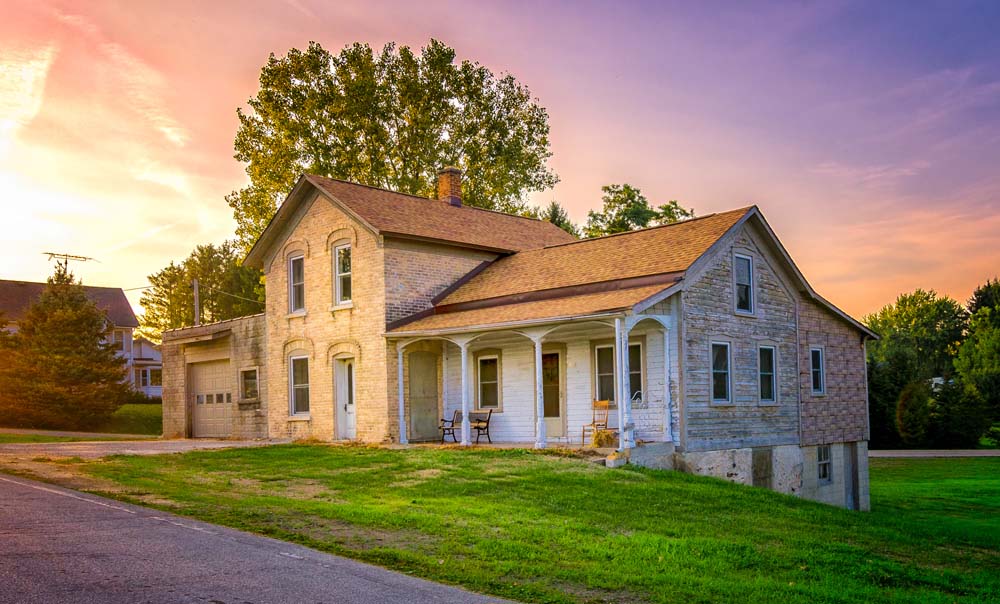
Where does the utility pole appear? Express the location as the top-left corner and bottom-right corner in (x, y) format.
(192, 278), (201, 326)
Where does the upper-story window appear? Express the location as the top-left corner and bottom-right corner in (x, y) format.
(334, 244), (352, 305)
(810, 347), (826, 394)
(288, 255), (305, 312)
(711, 341), (731, 403)
(758, 345), (776, 403)
(113, 330), (126, 352)
(734, 254), (754, 314)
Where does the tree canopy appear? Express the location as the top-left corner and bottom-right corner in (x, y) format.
(228, 39), (559, 251)
(536, 200), (579, 237)
(0, 264), (130, 429)
(583, 184), (694, 238)
(139, 242), (263, 340)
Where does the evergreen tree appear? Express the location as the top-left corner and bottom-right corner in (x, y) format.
(0, 265), (130, 429)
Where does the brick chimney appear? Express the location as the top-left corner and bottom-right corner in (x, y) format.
(437, 167), (462, 207)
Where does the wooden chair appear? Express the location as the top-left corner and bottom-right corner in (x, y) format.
(469, 409), (493, 444)
(582, 400), (611, 446)
(440, 410), (460, 443)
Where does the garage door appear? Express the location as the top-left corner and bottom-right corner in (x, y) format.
(190, 360), (233, 438)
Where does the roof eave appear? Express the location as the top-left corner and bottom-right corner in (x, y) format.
(384, 310), (627, 338)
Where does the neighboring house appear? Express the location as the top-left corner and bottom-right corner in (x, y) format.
(132, 337), (163, 398)
(0, 280), (142, 386)
(162, 168), (876, 510)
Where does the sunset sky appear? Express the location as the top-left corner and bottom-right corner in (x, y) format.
(2, 0), (999, 320)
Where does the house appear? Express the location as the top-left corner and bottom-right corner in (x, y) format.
(161, 168), (875, 510)
(0, 279), (145, 386)
(132, 337), (163, 398)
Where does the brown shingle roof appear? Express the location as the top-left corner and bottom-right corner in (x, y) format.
(438, 207), (752, 305)
(0, 279), (138, 328)
(390, 284), (668, 333)
(307, 176), (576, 252)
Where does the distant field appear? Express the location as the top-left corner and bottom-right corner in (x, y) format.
(37, 445), (996, 604)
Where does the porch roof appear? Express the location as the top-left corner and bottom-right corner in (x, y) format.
(387, 283), (668, 335)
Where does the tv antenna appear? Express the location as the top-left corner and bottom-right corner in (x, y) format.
(43, 252), (98, 272)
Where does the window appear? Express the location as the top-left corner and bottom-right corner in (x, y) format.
(711, 342), (731, 402)
(113, 330), (125, 351)
(734, 254), (753, 313)
(477, 355), (500, 409)
(289, 356), (310, 415)
(817, 445), (832, 482)
(593, 343), (643, 404)
(758, 346), (776, 403)
(241, 368), (259, 400)
(288, 255), (305, 312)
(149, 369), (162, 386)
(334, 244), (352, 305)
(810, 348), (825, 394)
(140, 370), (149, 388)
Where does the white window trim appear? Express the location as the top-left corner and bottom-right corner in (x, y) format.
(288, 355), (310, 417)
(817, 445), (832, 483)
(288, 254), (305, 313)
(734, 253), (755, 315)
(240, 366), (260, 401)
(592, 342), (644, 407)
(333, 243), (353, 307)
(758, 345), (777, 405)
(474, 352), (502, 411)
(810, 347), (826, 395)
(710, 341), (732, 404)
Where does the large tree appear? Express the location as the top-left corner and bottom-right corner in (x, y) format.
(583, 184), (694, 238)
(956, 308), (1000, 421)
(228, 39), (559, 251)
(968, 277), (1000, 325)
(0, 265), (130, 429)
(140, 242), (263, 340)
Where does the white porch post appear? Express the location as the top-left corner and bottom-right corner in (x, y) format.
(397, 344), (407, 445)
(533, 335), (547, 449)
(614, 318), (626, 451)
(621, 321), (635, 450)
(662, 327), (674, 444)
(460, 342), (471, 446)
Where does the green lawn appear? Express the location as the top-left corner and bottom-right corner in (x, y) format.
(64, 446), (998, 604)
(98, 403), (162, 435)
(0, 434), (99, 443)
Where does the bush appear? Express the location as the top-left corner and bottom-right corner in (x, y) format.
(927, 381), (990, 448)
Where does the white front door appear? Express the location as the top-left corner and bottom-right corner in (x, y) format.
(335, 359), (357, 440)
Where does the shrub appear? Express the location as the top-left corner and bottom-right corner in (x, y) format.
(896, 381), (931, 446)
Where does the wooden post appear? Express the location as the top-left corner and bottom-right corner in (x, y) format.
(192, 278), (201, 326)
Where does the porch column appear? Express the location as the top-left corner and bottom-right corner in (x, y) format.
(397, 344), (407, 444)
(533, 336), (547, 449)
(620, 321), (635, 450)
(614, 318), (626, 451)
(662, 328), (674, 444)
(460, 342), (471, 446)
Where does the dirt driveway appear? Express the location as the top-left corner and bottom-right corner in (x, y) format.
(0, 438), (290, 459)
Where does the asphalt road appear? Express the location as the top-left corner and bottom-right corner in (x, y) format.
(0, 474), (510, 604)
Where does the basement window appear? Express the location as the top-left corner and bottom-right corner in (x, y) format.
(817, 445), (832, 483)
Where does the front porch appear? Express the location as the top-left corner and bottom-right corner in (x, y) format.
(390, 311), (679, 452)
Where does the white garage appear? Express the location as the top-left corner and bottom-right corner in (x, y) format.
(189, 359), (233, 438)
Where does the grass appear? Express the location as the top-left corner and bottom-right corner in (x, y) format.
(49, 445), (997, 604)
(97, 403), (162, 435)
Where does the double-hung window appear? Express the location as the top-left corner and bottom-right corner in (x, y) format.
(594, 343), (642, 404)
(817, 445), (832, 482)
(289, 356), (310, 415)
(150, 369), (162, 386)
(711, 342), (731, 403)
(477, 354), (500, 410)
(734, 254), (754, 314)
(810, 348), (825, 394)
(758, 346), (776, 403)
(289, 255), (305, 313)
(334, 244), (352, 305)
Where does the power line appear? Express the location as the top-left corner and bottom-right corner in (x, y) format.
(196, 283), (265, 306)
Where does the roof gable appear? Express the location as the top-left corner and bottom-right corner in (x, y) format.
(244, 175), (576, 268)
(0, 280), (138, 328)
(438, 207), (752, 306)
